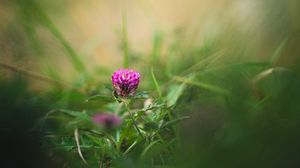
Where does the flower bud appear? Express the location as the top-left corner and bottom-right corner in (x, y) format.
(92, 113), (122, 128)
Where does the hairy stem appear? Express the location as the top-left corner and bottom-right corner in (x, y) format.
(123, 101), (144, 139)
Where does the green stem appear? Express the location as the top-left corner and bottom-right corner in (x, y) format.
(123, 101), (144, 139)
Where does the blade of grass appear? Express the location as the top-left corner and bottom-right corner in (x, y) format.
(42, 18), (86, 73)
(20, 1), (86, 73)
(140, 140), (161, 159)
(123, 140), (138, 155)
(270, 38), (288, 65)
(160, 116), (190, 129)
(18, 7), (62, 81)
(173, 75), (229, 95)
(163, 50), (224, 87)
(252, 67), (291, 84)
(122, 13), (129, 68)
(46, 109), (90, 122)
(0, 62), (68, 87)
(85, 94), (113, 102)
(166, 83), (186, 107)
(151, 31), (163, 64)
(151, 67), (162, 97)
(74, 128), (88, 164)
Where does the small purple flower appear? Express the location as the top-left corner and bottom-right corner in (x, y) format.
(92, 113), (122, 128)
(112, 69), (140, 97)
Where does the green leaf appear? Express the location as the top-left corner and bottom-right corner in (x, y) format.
(50, 109), (91, 122)
(144, 122), (159, 131)
(85, 94), (113, 102)
(166, 83), (186, 107)
(104, 84), (113, 91)
(133, 91), (150, 99)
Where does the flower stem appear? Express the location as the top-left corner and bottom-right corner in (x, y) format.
(123, 101), (144, 139)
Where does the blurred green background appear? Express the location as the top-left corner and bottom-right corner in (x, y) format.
(1, 0), (300, 167)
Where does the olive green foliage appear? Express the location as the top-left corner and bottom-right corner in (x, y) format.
(1, 0), (300, 168)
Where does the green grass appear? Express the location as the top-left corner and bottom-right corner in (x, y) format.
(1, 1), (300, 168)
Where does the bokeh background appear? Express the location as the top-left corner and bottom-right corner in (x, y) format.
(1, 0), (300, 80)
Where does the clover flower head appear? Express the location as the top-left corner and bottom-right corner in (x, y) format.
(92, 113), (122, 128)
(112, 69), (140, 97)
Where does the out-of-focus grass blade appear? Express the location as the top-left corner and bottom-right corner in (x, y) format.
(42, 17), (86, 73)
(160, 116), (190, 129)
(151, 31), (163, 64)
(47, 109), (90, 122)
(140, 140), (161, 159)
(270, 38), (288, 65)
(151, 67), (162, 97)
(122, 14), (129, 68)
(173, 75), (229, 95)
(252, 67), (291, 84)
(18, 1), (86, 73)
(123, 140), (138, 155)
(178, 50), (224, 77)
(166, 83), (186, 107)
(0, 62), (66, 87)
(85, 94), (113, 102)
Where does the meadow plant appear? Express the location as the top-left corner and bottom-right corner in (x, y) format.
(44, 67), (186, 168)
